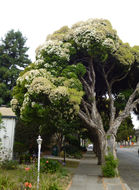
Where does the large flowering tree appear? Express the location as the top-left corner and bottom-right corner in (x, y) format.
(11, 19), (139, 165)
(11, 42), (84, 151)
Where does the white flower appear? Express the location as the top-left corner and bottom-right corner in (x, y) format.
(10, 98), (19, 112)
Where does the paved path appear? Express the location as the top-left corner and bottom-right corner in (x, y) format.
(68, 151), (131, 190)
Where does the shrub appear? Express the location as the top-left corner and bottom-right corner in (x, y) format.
(102, 153), (118, 177)
(65, 144), (83, 159)
(49, 183), (61, 190)
(1, 159), (18, 170)
(18, 152), (31, 164)
(39, 158), (61, 173)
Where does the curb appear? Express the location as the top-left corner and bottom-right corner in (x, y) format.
(66, 180), (72, 190)
(102, 177), (131, 190)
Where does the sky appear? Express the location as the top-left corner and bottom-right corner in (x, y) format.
(0, 0), (139, 62)
(0, 0), (139, 127)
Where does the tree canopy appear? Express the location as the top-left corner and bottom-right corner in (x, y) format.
(11, 19), (139, 165)
(0, 30), (31, 106)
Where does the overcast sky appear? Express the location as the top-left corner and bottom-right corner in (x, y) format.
(0, 0), (139, 127)
(0, 0), (139, 62)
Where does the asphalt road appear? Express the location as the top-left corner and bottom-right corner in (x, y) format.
(117, 146), (139, 190)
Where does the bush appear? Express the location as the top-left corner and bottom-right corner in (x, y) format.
(1, 159), (18, 170)
(102, 153), (118, 177)
(39, 158), (61, 173)
(65, 144), (83, 158)
(49, 183), (61, 190)
(80, 146), (87, 152)
(19, 153), (31, 164)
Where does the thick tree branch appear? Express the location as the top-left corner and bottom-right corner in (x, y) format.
(106, 63), (115, 77)
(82, 98), (91, 119)
(78, 110), (105, 135)
(110, 67), (131, 87)
(78, 110), (95, 127)
(109, 82), (139, 134)
(89, 57), (95, 90)
(80, 77), (91, 95)
(130, 98), (139, 110)
(82, 99), (92, 110)
(80, 57), (104, 134)
(102, 66), (116, 128)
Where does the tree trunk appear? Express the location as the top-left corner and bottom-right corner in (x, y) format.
(105, 133), (117, 158)
(97, 131), (117, 165)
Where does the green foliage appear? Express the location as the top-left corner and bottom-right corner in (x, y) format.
(0, 113), (3, 129)
(39, 158), (61, 173)
(0, 163), (71, 189)
(102, 153), (118, 177)
(61, 63), (86, 79)
(65, 144), (82, 159)
(116, 117), (135, 142)
(19, 153), (31, 164)
(115, 42), (135, 66)
(49, 183), (61, 190)
(0, 160), (18, 170)
(0, 30), (31, 106)
(47, 25), (70, 41)
(14, 141), (27, 155)
(0, 175), (17, 189)
(115, 89), (134, 111)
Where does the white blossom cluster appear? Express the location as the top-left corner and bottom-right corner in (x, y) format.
(66, 18), (119, 51)
(11, 70), (83, 119)
(10, 98), (19, 112)
(34, 59), (44, 66)
(20, 93), (30, 116)
(36, 40), (71, 61)
(16, 69), (51, 86)
(28, 77), (54, 95)
(49, 86), (69, 102)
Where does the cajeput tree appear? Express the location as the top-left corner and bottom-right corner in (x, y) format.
(11, 19), (139, 165)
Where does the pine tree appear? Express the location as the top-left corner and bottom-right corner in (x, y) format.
(0, 30), (31, 105)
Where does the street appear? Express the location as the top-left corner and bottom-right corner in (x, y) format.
(117, 146), (139, 190)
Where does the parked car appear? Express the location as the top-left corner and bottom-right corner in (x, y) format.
(87, 144), (93, 151)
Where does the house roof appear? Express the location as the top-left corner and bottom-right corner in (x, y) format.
(0, 107), (16, 117)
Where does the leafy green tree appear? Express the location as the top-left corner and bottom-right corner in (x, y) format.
(0, 30), (31, 105)
(116, 117), (135, 143)
(11, 19), (139, 166)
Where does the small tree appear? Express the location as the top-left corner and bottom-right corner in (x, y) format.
(116, 117), (135, 145)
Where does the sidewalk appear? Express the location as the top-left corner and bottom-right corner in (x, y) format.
(68, 151), (131, 190)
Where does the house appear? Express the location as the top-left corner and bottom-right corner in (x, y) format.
(0, 107), (16, 160)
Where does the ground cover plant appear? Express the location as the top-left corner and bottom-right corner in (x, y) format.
(102, 153), (118, 177)
(0, 158), (75, 190)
